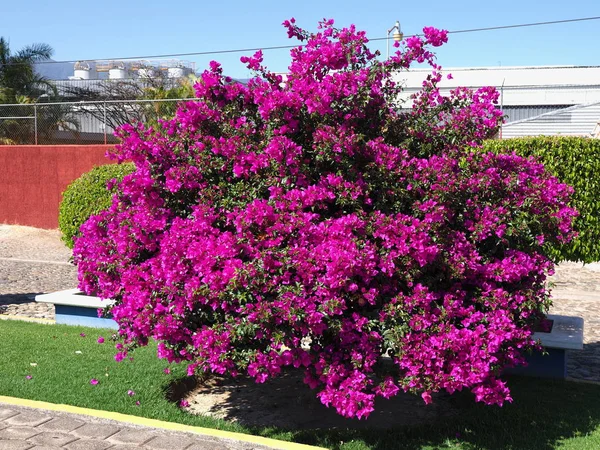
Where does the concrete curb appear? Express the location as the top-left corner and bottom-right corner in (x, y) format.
(0, 256), (72, 265)
(0, 395), (327, 450)
(0, 314), (54, 324)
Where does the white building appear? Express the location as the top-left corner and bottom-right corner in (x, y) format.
(502, 102), (600, 139)
(394, 65), (600, 138)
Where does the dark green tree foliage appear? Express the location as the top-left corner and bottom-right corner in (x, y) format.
(484, 136), (600, 263)
(0, 37), (74, 144)
(0, 37), (54, 103)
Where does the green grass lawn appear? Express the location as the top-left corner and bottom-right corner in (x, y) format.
(1, 319), (600, 450)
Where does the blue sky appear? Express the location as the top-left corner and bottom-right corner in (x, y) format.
(3, 0), (599, 78)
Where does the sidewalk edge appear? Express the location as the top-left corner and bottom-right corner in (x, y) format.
(0, 395), (326, 450)
(0, 315), (54, 324)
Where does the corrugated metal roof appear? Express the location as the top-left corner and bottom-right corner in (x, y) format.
(501, 102), (600, 138)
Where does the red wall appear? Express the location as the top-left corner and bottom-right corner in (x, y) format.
(0, 145), (114, 229)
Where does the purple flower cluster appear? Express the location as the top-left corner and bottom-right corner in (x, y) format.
(73, 19), (576, 419)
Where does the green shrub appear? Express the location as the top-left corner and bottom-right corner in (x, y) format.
(483, 136), (600, 263)
(59, 163), (134, 249)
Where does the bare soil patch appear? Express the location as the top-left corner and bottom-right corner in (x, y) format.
(183, 371), (459, 430)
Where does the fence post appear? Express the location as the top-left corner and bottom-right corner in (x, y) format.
(103, 101), (107, 145)
(34, 104), (38, 145)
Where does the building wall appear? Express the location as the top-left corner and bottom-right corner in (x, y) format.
(394, 66), (600, 107)
(501, 105), (571, 124)
(502, 103), (600, 139)
(0, 145), (114, 229)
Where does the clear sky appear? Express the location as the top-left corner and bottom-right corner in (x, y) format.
(3, 0), (599, 78)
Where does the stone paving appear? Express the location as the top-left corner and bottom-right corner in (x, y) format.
(0, 404), (275, 449)
(0, 225), (76, 320)
(546, 262), (600, 382)
(1, 224), (599, 382)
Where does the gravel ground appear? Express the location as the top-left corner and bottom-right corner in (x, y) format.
(545, 262), (600, 382)
(0, 225), (76, 319)
(1, 224), (599, 382)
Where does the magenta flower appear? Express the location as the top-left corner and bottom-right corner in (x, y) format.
(135, 400), (141, 406)
(127, 390), (135, 396)
(179, 399), (190, 408)
(90, 379), (99, 385)
(163, 368), (171, 374)
(25, 375), (32, 380)
(421, 392), (432, 405)
(97, 336), (105, 344)
(79, 333), (86, 338)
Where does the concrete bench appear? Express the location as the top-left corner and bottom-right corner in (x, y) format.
(36, 288), (118, 329)
(506, 314), (584, 379)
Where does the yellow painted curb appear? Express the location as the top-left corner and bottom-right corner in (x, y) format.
(0, 395), (327, 450)
(0, 315), (54, 324)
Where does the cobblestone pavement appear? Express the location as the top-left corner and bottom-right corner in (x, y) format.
(0, 225), (77, 320)
(547, 262), (600, 382)
(0, 403), (277, 450)
(1, 224), (599, 383)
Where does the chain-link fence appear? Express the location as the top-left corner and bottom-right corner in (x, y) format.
(0, 98), (196, 145)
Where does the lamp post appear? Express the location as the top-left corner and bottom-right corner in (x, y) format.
(387, 20), (404, 59)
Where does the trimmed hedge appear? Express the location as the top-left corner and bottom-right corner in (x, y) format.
(483, 136), (600, 263)
(59, 163), (135, 249)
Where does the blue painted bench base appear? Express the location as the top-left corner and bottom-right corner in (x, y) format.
(504, 314), (583, 379)
(505, 348), (568, 379)
(55, 304), (118, 329)
(36, 289), (118, 330)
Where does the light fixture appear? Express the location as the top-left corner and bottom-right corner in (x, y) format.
(387, 20), (404, 59)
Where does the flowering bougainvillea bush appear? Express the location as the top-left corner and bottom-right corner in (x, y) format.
(73, 19), (576, 419)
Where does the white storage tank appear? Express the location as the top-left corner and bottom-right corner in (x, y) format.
(109, 62), (128, 79)
(138, 67), (156, 78)
(167, 67), (187, 78)
(74, 61), (91, 80)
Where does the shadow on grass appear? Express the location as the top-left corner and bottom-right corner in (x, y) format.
(295, 374), (600, 450)
(172, 353), (600, 450)
(165, 373), (199, 404)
